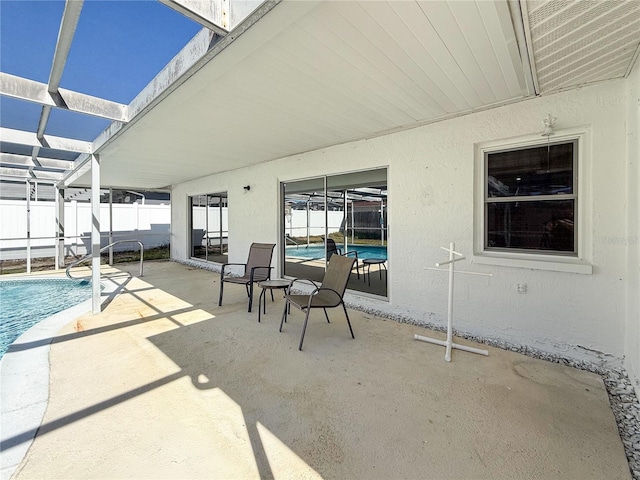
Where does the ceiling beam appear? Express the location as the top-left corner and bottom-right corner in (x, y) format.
(0, 169), (31, 180)
(0, 167), (64, 181)
(0, 152), (75, 171)
(160, 0), (229, 36)
(49, 0), (83, 91)
(59, 154), (91, 188)
(0, 73), (128, 122)
(0, 127), (92, 154)
(37, 0), (84, 139)
(228, 0), (264, 30)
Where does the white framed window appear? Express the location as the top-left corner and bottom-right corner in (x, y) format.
(473, 129), (592, 274)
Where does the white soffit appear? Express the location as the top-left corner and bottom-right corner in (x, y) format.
(523, 0), (640, 93)
(80, 0), (531, 189)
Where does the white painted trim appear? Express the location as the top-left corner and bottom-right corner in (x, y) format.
(624, 42), (640, 78)
(472, 252), (592, 274)
(473, 126), (593, 274)
(516, 0), (539, 95)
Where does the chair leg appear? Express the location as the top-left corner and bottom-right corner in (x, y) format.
(218, 279), (224, 306)
(248, 283), (253, 312)
(279, 300), (288, 332)
(299, 308), (311, 351)
(258, 288), (266, 323)
(323, 309), (330, 323)
(342, 302), (355, 339)
(270, 290), (274, 302)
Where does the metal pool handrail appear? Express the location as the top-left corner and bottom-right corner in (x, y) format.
(285, 235), (299, 248)
(66, 240), (144, 279)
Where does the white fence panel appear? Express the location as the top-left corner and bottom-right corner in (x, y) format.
(285, 210), (343, 238)
(0, 200), (171, 260)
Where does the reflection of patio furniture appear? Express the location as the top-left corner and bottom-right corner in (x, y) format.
(362, 258), (386, 286)
(191, 229), (205, 252)
(206, 233), (228, 249)
(325, 238), (360, 279)
(257, 279), (292, 323)
(279, 255), (356, 351)
(218, 243), (275, 312)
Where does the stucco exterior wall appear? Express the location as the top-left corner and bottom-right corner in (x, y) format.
(626, 59), (640, 393)
(172, 79), (631, 366)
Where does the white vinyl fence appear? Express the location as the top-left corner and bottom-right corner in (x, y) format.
(284, 210), (344, 241)
(0, 200), (171, 261)
(284, 209), (385, 243)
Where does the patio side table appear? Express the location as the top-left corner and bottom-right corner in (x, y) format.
(362, 258), (387, 286)
(257, 279), (292, 323)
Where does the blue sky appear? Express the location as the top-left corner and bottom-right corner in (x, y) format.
(0, 0), (201, 142)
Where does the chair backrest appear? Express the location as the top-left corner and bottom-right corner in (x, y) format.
(244, 243), (275, 276)
(191, 229), (205, 249)
(325, 238), (340, 259)
(320, 254), (355, 300)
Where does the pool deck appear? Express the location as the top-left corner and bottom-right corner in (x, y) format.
(0, 268), (123, 480)
(1, 261), (632, 479)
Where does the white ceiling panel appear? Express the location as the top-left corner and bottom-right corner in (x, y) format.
(80, 0), (530, 189)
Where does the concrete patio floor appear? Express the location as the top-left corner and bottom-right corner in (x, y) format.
(3, 261), (632, 479)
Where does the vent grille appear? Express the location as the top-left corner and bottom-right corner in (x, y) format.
(524, 0), (640, 93)
(536, 17), (638, 71)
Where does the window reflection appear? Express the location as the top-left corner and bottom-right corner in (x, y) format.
(487, 143), (573, 197)
(485, 140), (577, 255)
(282, 169), (388, 297)
(190, 193), (228, 263)
(487, 200), (575, 252)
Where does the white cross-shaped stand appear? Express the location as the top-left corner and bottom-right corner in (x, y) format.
(414, 242), (490, 362)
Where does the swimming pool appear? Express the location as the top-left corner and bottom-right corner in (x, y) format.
(286, 244), (387, 260)
(0, 278), (92, 358)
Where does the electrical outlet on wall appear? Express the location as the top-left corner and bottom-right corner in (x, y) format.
(517, 283), (527, 294)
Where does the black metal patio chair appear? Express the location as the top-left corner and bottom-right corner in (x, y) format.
(218, 242), (275, 312)
(279, 254), (356, 351)
(325, 238), (360, 279)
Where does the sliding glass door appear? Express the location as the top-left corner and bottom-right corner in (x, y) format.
(190, 192), (228, 263)
(282, 168), (388, 297)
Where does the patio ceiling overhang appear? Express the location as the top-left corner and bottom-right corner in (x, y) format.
(67, 0), (534, 189)
(1, 0), (639, 191)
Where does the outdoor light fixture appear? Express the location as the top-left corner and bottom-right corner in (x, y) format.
(541, 113), (556, 137)
(243, 185), (251, 191)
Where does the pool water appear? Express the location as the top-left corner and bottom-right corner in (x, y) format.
(0, 278), (92, 358)
(286, 244), (387, 260)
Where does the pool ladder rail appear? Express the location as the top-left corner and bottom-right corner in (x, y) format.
(285, 234), (299, 248)
(65, 240), (144, 280)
